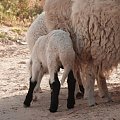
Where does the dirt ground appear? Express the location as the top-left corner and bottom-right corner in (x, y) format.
(0, 29), (120, 120)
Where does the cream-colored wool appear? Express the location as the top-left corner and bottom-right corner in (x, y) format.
(72, 0), (120, 75)
(26, 12), (48, 52)
(71, 0), (120, 105)
(44, 0), (72, 32)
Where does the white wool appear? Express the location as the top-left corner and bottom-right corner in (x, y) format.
(26, 12), (48, 52)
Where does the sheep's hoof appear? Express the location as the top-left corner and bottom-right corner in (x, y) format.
(89, 103), (98, 107)
(67, 98), (75, 109)
(23, 94), (32, 107)
(49, 108), (57, 113)
(33, 95), (38, 102)
(34, 87), (43, 93)
(76, 92), (84, 99)
(49, 99), (58, 113)
(23, 102), (30, 108)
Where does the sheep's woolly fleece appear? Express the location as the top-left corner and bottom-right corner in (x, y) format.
(71, 0), (120, 73)
(26, 12), (48, 52)
(44, 0), (72, 32)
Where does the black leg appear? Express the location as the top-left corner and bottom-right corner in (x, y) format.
(76, 85), (84, 99)
(79, 85), (84, 94)
(67, 70), (76, 109)
(49, 73), (60, 113)
(24, 77), (37, 107)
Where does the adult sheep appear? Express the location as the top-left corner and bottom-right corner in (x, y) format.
(24, 30), (76, 112)
(71, 0), (120, 105)
(26, 12), (48, 93)
(26, 12), (48, 53)
(44, 0), (111, 106)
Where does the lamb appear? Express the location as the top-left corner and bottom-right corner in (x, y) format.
(24, 29), (76, 112)
(71, 0), (120, 105)
(44, 0), (111, 106)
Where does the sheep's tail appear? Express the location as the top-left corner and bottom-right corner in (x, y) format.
(61, 66), (71, 85)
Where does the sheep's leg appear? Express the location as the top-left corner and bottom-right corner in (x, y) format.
(24, 62), (40, 107)
(75, 81), (84, 99)
(61, 66), (71, 85)
(33, 72), (44, 101)
(85, 73), (95, 106)
(67, 70), (76, 109)
(97, 73), (112, 102)
(75, 71), (84, 99)
(34, 72), (43, 93)
(75, 80), (81, 98)
(49, 72), (60, 112)
(81, 64), (96, 106)
(77, 73), (84, 94)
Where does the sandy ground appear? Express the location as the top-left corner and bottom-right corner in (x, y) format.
(0, 34), (120, 120)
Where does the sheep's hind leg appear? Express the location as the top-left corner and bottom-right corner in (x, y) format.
(33, 72), (44, 101)
(34, 73), (43, 93)
(82, 65), (96, 106)
(24, 62), (40, 107)
(67, 70), (76, 109)
(97, 73), (112, 102)
(75, 71), (84, 99)
(49, 73), (60, 112)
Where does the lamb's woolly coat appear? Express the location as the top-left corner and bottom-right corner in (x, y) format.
(30, 30), (75, 84)
(24, 30), (76, 112)
(26, 12), (48, 52)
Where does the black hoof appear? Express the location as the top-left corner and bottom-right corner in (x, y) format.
(23, 102), (30, 108)
(49, 108), (57, 113)
(23, 98), (31, 107)
(23, 80), (37, 108)
(23, 93), (33, 108)
(90, 103), (98, 107)
(67, 98), (75, 109)
(76, 92), (84, 99)
(49, 101), (58, 113)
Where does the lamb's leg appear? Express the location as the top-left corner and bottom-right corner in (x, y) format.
(34, 72), (43, 93)
(33, 72), (44, 101)
(67, 70), (76, 109)
(49, 72), (60, 113)
(24, 62), (40, 107)
(61, 65), (71, 85)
